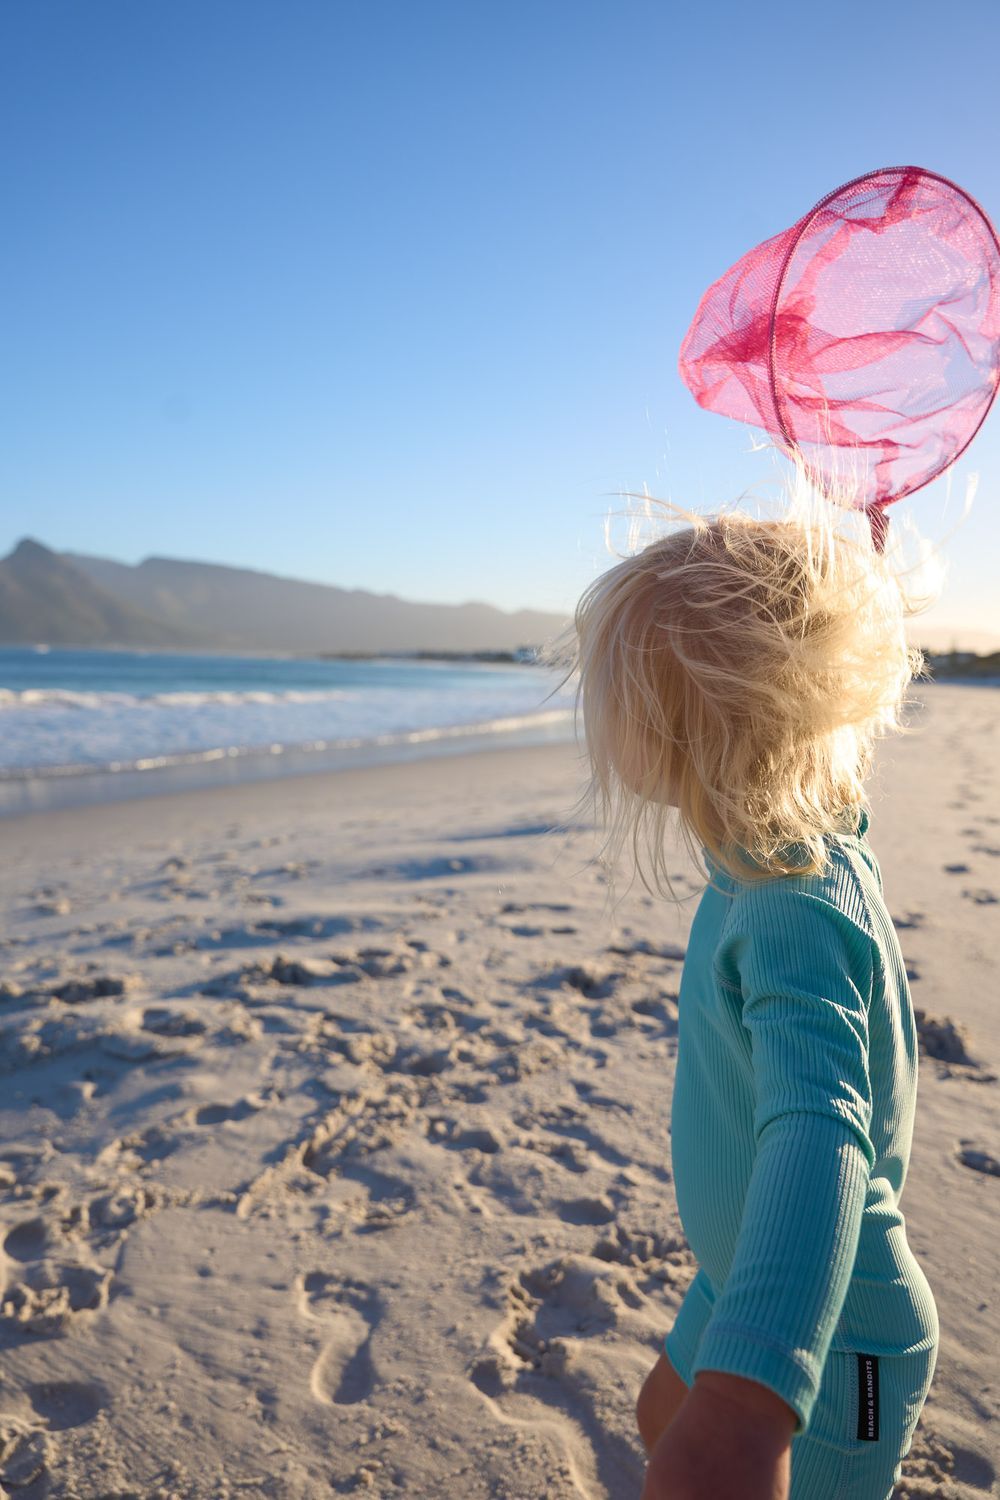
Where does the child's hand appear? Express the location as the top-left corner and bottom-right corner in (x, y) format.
(640, 1371), (796, 1500)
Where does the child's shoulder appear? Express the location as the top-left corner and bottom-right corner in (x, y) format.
(716, 835), (879, 947)
(710, 841), (882, 1001)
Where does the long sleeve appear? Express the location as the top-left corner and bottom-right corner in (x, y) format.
(690, 881), (876, 1435)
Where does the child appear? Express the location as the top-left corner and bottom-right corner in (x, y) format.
(566, 496), (940, 1500)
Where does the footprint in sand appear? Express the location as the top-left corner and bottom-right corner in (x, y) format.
(590, 1224), (699, 1293)
(3, 1217), (48, 1262)
(892, 911), (925, 931)
(469, 1254), (654, 1497)
(914, 1010), (978, 1067)
(0, 1425), (49, 1490)
(1, 1260), (113, 1335)
(49, 972), (136, 1004)
(297, 1272), (380, 1406)
(557, 1196), (617, 1227)
(529, 963), (626, 1005)
(898, 1418), (998, 1496)
(26, 1379), (107, 1430)
(501, 901), (574, 913)
(521, 1105), (632, 1173)
(630, 995), (680, 1034)
(606, 939), (686, 962)
(942, 1437), (997, 1490)
(190, 1095), (265, 1126)
(294, 1105), (417, 1228)
(342, 1161), (416, 1230)
(426, 1117), (502, 1155)
(98, 1123), (180, 1171)
(142, 1006), (207, 1038)
(956, 1145), (1000, 1178)
(962, 887), (999, 905)
(1, 1213), (114, 1336)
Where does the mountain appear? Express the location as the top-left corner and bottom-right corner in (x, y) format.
(0, 540), (205, 648)
(61, 549), (568, 654)
(0, 539), (569, 653)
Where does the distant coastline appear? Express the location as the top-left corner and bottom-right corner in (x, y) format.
(318, 647), (543, 665)
(7, 643), (999, 677)
(5, 643), (548, 664)
(924, 650), (1000, 681)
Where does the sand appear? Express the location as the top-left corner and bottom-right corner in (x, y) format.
(0, 683), (996, 1499)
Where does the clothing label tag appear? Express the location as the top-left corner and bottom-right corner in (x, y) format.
(855, 1353), (880, 1441)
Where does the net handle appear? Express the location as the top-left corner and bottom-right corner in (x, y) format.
(867, 506), (889, 553)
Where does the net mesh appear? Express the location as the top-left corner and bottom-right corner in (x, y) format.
(679, 167), (1000, 515)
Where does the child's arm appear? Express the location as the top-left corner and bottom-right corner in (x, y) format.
(643, 882), (876, 1497)
(691, 879), (877, 1436)
(641, 1371), (794, 1500)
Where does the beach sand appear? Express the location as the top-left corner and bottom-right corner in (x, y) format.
(0, 683), (996, 1499)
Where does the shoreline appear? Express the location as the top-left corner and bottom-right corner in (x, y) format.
(0, 735), (588, 851)
(0, 717), (578, 821)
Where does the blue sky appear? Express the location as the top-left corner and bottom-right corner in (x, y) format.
(3, 0), (999, 645)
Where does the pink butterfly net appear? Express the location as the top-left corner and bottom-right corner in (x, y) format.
(679, 167), (1000, 542)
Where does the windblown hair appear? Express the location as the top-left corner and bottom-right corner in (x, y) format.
(545, 478), (937, 902)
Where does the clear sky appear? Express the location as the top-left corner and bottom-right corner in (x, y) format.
(3, 0), (999, 645)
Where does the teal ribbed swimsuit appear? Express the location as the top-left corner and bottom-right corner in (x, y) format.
(664, 810), (939, 1500)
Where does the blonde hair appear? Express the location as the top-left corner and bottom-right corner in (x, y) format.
(546, 473), (939, 902)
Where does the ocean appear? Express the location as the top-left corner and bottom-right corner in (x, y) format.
(0, 647), (578, 816)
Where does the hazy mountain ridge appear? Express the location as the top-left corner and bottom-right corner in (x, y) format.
(0, 540), (204, 648)
(0, 538), (570, 653)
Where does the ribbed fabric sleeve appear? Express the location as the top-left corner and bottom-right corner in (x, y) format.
(690, 880), (877, 1435)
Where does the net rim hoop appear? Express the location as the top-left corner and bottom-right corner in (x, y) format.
(764, 164), (1000, 517)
